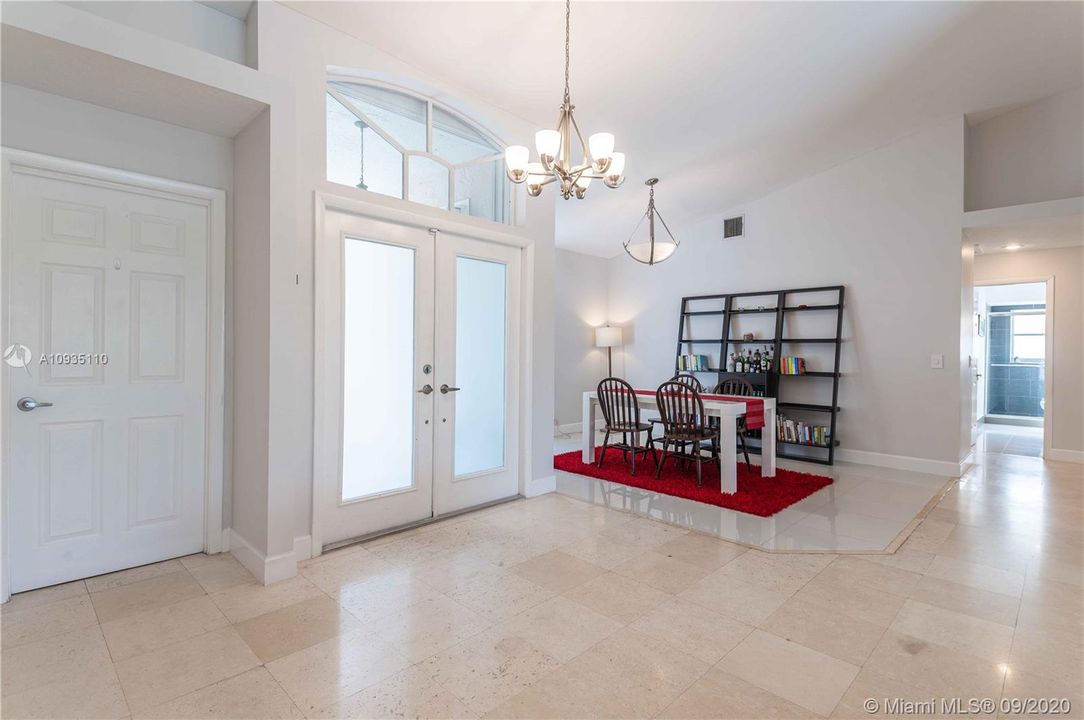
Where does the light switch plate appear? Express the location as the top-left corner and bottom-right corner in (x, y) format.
(930, 353), (944, 369)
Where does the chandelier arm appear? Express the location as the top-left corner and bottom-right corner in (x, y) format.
(527, 174), (559, 187)
(567, 112), (592, 162)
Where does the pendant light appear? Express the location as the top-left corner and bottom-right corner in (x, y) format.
(624, 178), (679, 265)
(503, 0), (626, 199)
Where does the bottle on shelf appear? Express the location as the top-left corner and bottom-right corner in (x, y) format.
(753, 347), (762, 372)
(746, 349), (754, 371)
(727, 353), (736, 372)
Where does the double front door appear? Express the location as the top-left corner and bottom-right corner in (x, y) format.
(319, 209), (521, 547)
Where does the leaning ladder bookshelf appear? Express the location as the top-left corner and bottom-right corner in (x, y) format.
(674, 285), (845, 465)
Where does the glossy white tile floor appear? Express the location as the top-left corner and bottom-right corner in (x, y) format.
(978, 423), (1044, 458)
(555, 432), (950, 552)
(2, 443), (1081, 719)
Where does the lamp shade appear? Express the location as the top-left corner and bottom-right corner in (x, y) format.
(595, 326), (623, 348)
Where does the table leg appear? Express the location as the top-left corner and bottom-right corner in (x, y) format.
(762, 405), (777, 477)
(719, 413), (737, 494)
(582, 395), (597, 464)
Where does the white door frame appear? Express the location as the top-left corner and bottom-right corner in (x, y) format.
(972, 275), (1055, 460)
(1, 149), (227, 602)
(312, 190), (535, 558)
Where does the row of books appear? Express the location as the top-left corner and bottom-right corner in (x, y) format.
(676, 354), (711, 371)
(778, 356), (807, 375)
(776, 414), (831, 447)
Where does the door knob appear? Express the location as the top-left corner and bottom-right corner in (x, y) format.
(418, 384), (434, 395)
(440, 384), (461, 394)
(17, 397), (53, 412)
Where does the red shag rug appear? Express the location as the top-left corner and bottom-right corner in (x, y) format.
(554, 449), (833, 517)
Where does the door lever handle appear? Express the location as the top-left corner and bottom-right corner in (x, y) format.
(418, 384), (434, 395)
(440, 384), (461, 394)
(17, 397), (53, 412)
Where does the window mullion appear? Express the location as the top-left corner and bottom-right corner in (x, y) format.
(426, 100), (434, 154)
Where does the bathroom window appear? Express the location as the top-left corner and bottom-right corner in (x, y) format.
(1011, 312), (1045, 364)
(326, 79), (511, 224)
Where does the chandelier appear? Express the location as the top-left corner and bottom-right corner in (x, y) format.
(624, 178), (679, 265)
(504, 0), (626, 199)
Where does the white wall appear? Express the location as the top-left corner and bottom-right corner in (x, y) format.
(966, 86), (1084, 211)
(554, 249), (611, 426)
(1, 79), (241, 529)
(252, 2), (557, 550)
(975, 246), (1084, 456)
(229, 109), (271, 554)
(605, 119), (967, 471)
(3, 0), (557, 576)
(59, 0), (248, 66)
(1, 83), (233, 191)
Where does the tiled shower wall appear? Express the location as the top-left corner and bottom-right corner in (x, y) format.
(986, 311), (1044, 417)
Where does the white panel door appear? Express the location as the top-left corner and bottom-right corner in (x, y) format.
(318, 210), (435, 545)
(433, 232), (521, 515)
(6, 168), (208, 593)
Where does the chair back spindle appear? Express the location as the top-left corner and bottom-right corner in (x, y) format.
(713, 378), (755, 397)
(597, 377), (641, 430)
(656, 380), (705, 435)
(670, 373), (704, 391)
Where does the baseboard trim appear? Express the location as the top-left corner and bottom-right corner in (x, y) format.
(555, 420), (605, 436)
(293, 534), (313, 563)
(525, 474), (556, 497)
(835, 449), (963, 477)
(227, 528), (299, 585)
(985, 415), (1044, 428)
(1047, 448), (1084, 463)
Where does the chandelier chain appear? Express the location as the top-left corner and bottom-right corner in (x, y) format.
(564, 0), (571, 105)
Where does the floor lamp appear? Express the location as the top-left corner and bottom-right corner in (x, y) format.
(595, 326), (623, 377)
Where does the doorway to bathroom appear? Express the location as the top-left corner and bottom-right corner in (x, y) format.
(972, 280), (1052, 458)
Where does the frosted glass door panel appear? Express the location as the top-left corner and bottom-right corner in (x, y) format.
(342, 238), (416, 501)
(454, 257), (506, 476)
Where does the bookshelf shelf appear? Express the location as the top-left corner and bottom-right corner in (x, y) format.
(783, 304), (841, 312)
(675, 285), (845, 464)
(777, 402), (838, 412)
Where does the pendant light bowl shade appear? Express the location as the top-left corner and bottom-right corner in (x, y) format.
(624, 178), (679, 265)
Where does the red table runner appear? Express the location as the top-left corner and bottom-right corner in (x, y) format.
(631, 389), (765, 430)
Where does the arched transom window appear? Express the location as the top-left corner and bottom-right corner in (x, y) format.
(327, 79), (511, 224)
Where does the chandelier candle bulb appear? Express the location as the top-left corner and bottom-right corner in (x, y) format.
(535, 130), (561, 167)
(589, 132), (615, 171)
(604, 152), (626, 188)
(505, 146), (529, 182)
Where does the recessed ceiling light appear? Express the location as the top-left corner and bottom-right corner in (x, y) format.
(1002, 243), (1025, 251)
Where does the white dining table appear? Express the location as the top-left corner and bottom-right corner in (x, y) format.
(582, 390), (776, 494)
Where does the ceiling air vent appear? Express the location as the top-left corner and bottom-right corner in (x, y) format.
(723, 215), (745, 240)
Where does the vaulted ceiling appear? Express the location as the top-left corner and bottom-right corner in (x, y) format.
(287, 1), (1084, 256)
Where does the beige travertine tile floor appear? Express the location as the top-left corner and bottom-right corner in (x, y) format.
(2, 450), (1081, 719)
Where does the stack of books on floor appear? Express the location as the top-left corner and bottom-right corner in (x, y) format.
(676, 354), (710, 371)
(776, 414), (830, 446)
(779, 356), (806, 374)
